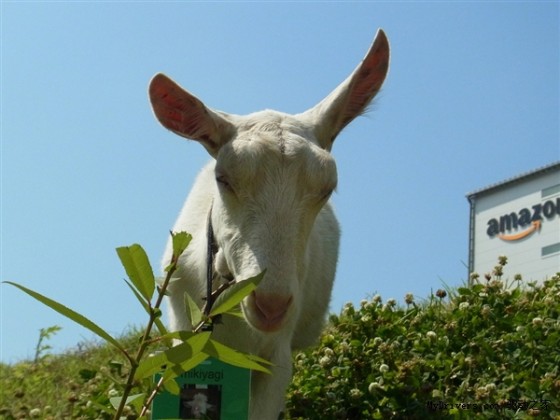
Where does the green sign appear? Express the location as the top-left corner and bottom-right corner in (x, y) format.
(152, 358), (251, 420)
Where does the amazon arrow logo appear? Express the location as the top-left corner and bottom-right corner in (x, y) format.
(498, 220), (541, 241)
(487, 197), (559, 241)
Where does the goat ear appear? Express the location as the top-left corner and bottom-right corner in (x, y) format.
(149, 73), (235, 157)
(302, 29), (390, 150)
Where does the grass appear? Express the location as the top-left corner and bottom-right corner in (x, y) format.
(0, 327), (147, 419)
(1, 258), (559, 419)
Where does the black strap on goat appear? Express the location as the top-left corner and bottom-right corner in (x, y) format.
(205, 203), (217, 319)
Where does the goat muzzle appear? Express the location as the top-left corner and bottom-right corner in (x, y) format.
(247, 291), (293, 333)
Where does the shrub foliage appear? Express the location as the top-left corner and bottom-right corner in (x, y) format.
(287, 259), (560, 419)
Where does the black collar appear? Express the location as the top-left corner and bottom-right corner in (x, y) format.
(205, 204), (218, 318)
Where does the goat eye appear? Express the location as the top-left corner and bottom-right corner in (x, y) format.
(216, 175), (232, 191)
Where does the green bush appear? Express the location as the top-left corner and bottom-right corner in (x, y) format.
(2, 258), (559, 419)
(287, 259), (560, 419)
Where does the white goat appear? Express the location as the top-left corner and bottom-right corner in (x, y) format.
(150, 29), (390, 419)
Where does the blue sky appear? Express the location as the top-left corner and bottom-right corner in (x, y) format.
(1, 2), (558, 363)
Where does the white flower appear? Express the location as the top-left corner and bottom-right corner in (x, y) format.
(485, 383), (497, 392)
(349, 388), (363, 399)
(532, 317), (543, 327)
(368, 382), (381, 394)
(342, 302), (354, 316)
(459, 302), (470, 310)
(319, 356), (332, 367)
(379, 363), (389, 373)
(426, 331), (437, 340)
(29, 409), (41, 418)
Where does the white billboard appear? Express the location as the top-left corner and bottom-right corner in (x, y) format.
(468, 163), (560, 284)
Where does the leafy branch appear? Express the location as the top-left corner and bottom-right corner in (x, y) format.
(4, 231), (269, 419)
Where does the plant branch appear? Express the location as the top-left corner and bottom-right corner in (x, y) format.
(113, 253), (181, 420)
(195, 279), (236, 333)
(139, 376), (165, 417)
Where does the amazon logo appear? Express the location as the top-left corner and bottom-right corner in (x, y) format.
(487, 197), (559, 241)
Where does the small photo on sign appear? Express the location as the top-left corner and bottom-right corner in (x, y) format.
(152, 358), (250, 420)
(179, 384), (222, 419)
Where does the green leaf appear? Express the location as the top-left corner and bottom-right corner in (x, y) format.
(88, 399), (115, 414)
(204, 338), (271, 374)
(161, 351), (210, 384)
(79, 368), (97, 381)
(165, 232), (192, 273)
(109, 393), (145, 410)
(223, 310), (244, 319)
(124, 279), (150, 312)
(160, 330), (196, 342)
(184, 291), (202, 327)
(134, 331), (211, 380)
(124, 279), (168, 338)
(116, 244), (155, 301)
(109, 360), (124, 375)
(162, 377), (181, 395)
(471, 284), (484, 294)
(172, 232), (192, 259)
(4, 281), (127, 356)
(209, 270), (266, 317)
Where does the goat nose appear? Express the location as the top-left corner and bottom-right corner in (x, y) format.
(252, 291), (292, 324)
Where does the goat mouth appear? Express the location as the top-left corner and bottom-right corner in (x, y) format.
(242, 300), (289, 333)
